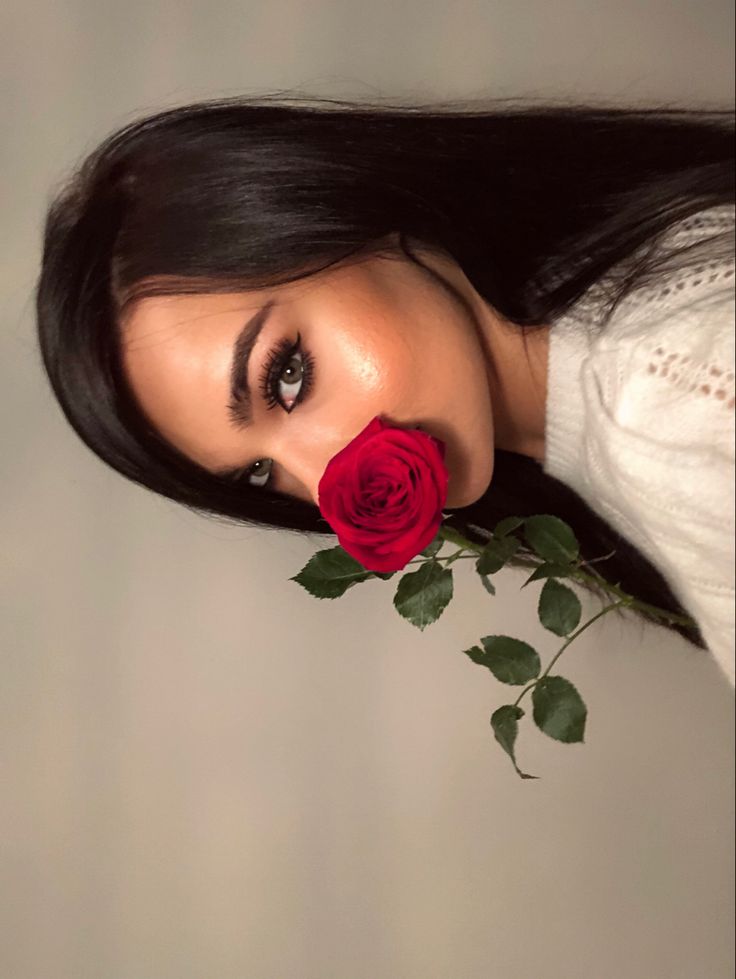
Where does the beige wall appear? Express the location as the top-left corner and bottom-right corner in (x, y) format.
(1, 2), (734, 977)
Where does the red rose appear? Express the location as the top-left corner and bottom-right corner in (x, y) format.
(317, 416), (449, 573)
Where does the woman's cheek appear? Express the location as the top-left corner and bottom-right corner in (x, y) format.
(330, 329), (386, 395)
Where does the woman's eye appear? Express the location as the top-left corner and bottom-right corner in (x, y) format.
(260, 335), (314, 415)
(273, 349), (306, 411)
(248, 458), (272, 489)
(247, 335), (315, 491)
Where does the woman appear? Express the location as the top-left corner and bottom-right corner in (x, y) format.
(34, 93), (735, 684)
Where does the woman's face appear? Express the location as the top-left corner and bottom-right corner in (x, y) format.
(121, 239), (547, 509)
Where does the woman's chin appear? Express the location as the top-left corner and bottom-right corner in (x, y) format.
(445, 456), (494, 509)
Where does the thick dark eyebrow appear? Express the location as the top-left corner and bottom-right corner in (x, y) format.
(212, 299), (276, 480)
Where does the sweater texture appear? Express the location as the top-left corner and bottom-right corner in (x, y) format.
(543, 204), (735, 687)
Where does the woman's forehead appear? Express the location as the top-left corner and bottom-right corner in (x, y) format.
(125, 290), (265, 329)
(120, 268), (351, 338)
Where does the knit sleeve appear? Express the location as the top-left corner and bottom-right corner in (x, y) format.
(579, 278), (735, 686)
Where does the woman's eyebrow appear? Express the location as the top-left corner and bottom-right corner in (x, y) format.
(226, 299), (277, 432)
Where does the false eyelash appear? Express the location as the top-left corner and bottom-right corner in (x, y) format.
(257, 332), (315, 413)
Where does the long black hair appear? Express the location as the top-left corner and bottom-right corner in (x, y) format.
(34, 91), (735, 651)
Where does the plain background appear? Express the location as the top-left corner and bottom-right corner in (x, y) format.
(2, 2), (734, 977)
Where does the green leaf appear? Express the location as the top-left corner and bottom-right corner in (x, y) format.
(490, 705), (539, 780)
(478, 635), (541, 685)
(479, 574), (496, 596)
(520, 562), (572, 589)
(538, 578), (582, 637)
(393, 562), (454, 631)
(475, 535), (521, 576)
(373, 571), (396, 581)
(290, 546), (374, 599)
(420, 537), (444, 559)
(462, 644), (487, 666)
(531, 676), (587, 743)
(523, 515), (580, 566)
(494, 516), (525, 538)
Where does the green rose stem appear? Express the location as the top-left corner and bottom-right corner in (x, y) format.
(292, 514), (699, 779)
(411, 535), (633, 702)
(432, 523), (699, 779)
(436, 525), (696, 627)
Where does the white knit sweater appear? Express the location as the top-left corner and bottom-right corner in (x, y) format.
(543, 204), (735, 687)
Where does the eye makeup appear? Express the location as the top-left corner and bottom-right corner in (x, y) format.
(257, 332), (315, 413)
(226, 333), (315, 491)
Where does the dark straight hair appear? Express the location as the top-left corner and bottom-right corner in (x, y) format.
(35, 92), (735, 652)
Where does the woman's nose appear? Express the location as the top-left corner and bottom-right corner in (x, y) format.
(280, 440), (339, 509)
(277, 417), (376, 508)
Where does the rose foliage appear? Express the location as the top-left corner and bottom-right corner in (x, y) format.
(291, 417), (698, 779)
